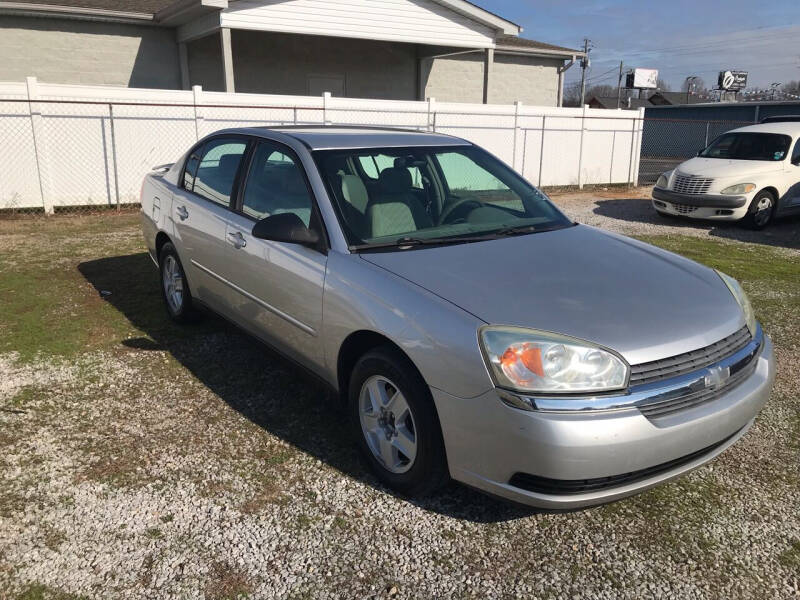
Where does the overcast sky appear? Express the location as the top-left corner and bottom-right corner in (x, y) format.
(473, 0), (800, 91)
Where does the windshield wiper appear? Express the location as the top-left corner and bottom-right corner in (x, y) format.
(351, 235), (489, 251)
(487, 222), (574, 238)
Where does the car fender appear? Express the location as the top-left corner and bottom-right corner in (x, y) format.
(322, 251), (493, 400)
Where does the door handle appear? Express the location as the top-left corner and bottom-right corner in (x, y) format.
(176, 205), (189, 221)
(228, 231), (247, 249)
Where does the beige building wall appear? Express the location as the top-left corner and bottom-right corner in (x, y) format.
(188, 31), (419, 100)
(0, 16), (181, 88)
(423, 52), (562, 106)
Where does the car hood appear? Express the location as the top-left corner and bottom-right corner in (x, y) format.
(360, 225), (745, 365)
(676, 156), (784, 178)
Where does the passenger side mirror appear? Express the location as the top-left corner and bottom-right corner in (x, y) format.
(252, 213), (320, 248)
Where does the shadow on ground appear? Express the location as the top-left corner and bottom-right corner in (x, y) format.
(78, 253), (538, 524)
(592, 198), (800, 250)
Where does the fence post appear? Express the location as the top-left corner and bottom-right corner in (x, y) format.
(427, 97), (436, 132)
(538, 115), (546, 188)
(704, 121), (710, 147)
(26, 76), (53, 215)
(627, 115), (636, 187)
(577, 104), (587, 189)
(108, 103), (120, 210)
(323, 91), (331, 125)
(512, 101), (522, 172)
(192, 85), (203, 141)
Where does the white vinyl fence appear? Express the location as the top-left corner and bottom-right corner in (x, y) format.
(0, 77), (644, 212)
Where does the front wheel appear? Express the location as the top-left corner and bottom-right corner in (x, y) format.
(742, 190), (775, 230)
(349, 346), (449, 497)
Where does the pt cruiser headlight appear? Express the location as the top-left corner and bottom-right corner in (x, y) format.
(720, 183), (756, 195)
(656, 172), (670, 188)
(715, 270), (757, 336)
(479, 326), (629, 394)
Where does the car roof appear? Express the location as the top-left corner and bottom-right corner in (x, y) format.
(216, 126), (471, 151)
(729, 122), (800, 136)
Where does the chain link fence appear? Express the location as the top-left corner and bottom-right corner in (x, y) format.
(0, 80), (644, 219)
(639, 118), (752, 184)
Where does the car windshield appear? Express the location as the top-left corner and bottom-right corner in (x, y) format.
(700, 132), (792, 161)
(313, 145), (572, 249)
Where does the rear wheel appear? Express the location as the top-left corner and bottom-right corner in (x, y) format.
(349, 346), (449, 497)
(158, 242), (196, 323)
(743, 190), (775, 230)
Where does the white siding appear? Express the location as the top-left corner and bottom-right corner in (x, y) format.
(220, 0), (495, 48)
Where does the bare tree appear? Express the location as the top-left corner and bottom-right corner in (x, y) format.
(681, 77), (706, 93)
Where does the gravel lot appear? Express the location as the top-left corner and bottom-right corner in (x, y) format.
(1, 193), (799, 600)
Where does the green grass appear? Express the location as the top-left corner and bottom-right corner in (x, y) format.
(778, 540), (800, 568)
(15, 583), (88, 600)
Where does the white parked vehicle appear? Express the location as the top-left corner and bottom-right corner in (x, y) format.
(652, 122), (800, 229)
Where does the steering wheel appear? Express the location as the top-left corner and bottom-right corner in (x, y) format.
(438, 199), (483, 225)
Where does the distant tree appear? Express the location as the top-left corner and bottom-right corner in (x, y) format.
(681, 77), (706, 93)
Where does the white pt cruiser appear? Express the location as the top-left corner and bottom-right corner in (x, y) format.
(652, 122), (800, 229)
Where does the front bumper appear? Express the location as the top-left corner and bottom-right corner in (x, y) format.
(652, 187), (747, 208)
(432, 333), (775, 509)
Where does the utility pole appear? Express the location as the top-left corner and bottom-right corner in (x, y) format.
(616, 61), (624, 108)
(579, 38), (591, 107)
(685, 76), (698, 105)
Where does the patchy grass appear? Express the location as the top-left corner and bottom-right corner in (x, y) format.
(778, 540), (800, 568)
(14, 583), (89, 600)
(204, 561), (254, 600)
(1, 216), (798, 599)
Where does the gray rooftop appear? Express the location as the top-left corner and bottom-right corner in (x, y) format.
(246, 127), (470, 150)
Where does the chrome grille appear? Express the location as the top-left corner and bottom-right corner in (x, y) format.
(673, 203), (697, 214)
(630, 326), (752, 387)
(638, 353), (759, 418)
(672, 173), (713, 195)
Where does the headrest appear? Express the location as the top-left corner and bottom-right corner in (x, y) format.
(379, 166), (412, 192)
(218, 154), (240, 174)
(341, 174), (369, 213)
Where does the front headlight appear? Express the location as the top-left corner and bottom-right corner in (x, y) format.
(715, 270), (757, 336)
(720, 183), (756, 195)
(479, 326), (629, 394)
(656, 173), (670, 188)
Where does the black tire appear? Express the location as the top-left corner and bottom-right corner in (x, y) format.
(349, 346), (449, 497)
(742, 190), (776, 230)
(158, 242), (196, 323)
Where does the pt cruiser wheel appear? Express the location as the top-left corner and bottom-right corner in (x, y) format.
(349, 347), (448, 496)
(158, 242), (195, 323)
(744, 190), (775, 230)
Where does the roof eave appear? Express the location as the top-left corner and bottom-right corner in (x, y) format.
(495, 45), (586, 59)
(0, 1), (154, 23)
(156, 0), (226, 26)
(432, 0), (521, 35)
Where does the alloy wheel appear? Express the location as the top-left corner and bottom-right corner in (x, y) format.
(359, 375), (418, 474)
(162, 255), (184, 314)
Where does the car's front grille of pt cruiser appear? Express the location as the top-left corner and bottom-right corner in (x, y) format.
(672, 173), (714, 194)
(629, 326), (752, 387)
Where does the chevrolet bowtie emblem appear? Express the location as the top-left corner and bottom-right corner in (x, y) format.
(704, 365), (731, 391)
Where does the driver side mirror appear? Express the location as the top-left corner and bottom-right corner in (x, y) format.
(252, 213), (321, 248)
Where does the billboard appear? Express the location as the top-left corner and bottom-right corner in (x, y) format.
(718, 70), (748, 91)
(626, 68), (659, 90)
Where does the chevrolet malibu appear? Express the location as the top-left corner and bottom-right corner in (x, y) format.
(140, 127), (775, 509)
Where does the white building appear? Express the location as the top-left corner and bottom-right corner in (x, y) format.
(0, 0), (584, 105)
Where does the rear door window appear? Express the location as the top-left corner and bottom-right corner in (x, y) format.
(186, 139), (247, 207)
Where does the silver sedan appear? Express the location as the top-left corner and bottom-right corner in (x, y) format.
(140, 127), (775, 509)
